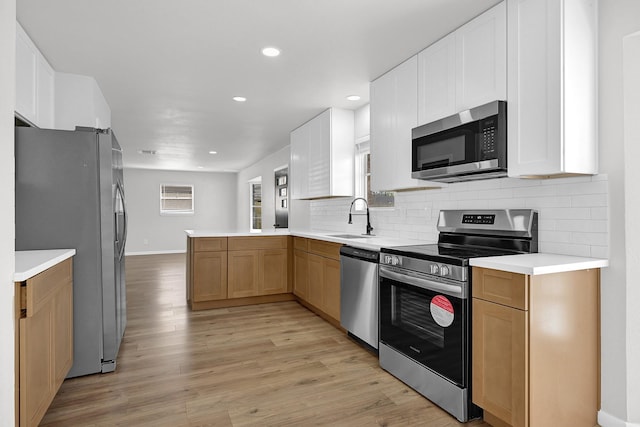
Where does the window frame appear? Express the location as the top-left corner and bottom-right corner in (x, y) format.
(249, 177), (262, 232)
(159, 184), (194, 215)
(355, 140), (394, 211)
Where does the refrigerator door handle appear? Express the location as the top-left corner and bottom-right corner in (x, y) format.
(115, 181), (127, 261)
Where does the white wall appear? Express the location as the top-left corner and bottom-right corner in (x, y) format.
(0, 0), (16, 422)
(236, 145), (310, 233)
(623, 30), (640, 426)
(124, 168), (237, 254)
(598, 1), (640, 425)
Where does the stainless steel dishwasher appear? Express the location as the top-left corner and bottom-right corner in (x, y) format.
(340, 246), (379, 350)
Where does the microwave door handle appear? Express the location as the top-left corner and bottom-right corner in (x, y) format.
(380, 266), (463, 298)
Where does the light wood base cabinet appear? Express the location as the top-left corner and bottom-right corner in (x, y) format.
(293, 237), (342, 325)
(188, 236), (292, 310)
(472, 267), (600, 427)
(15, 258), (73, 427)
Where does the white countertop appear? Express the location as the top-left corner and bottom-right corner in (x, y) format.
(470, 253), (609, 276)
(185, 229), (430, 251)
(15, 249), (76, 282)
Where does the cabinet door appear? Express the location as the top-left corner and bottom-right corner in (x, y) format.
(323, 258), (341, 321)
(370, 56), (421, 191)
(290, 124), (309, 199)
(20, 302), (54, 427)
(307, 109), (331, 198)
(293, 249), (309, 300)
(228, 251), (260, 298)
(417, 35), (456, 125)
(193, 252), (228, 302)
(307, 253), (324, 309)
(16, 24), (38, 125)
(472, 298), (527, 427)
(37, 55), (55, 129)
(53, 281), (73, 387)
(455, 1), (506, 111)
(261, 249), (288, 295)
(507, 0), (597, 177)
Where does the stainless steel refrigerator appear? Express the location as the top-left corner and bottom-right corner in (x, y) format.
(15, 126), (127, 378)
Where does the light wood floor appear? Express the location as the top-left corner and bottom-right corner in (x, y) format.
(40, 254), (491, 426)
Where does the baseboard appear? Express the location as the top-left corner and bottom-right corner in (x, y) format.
(125, 250), (186, 256)
(598, 410), (640, 427)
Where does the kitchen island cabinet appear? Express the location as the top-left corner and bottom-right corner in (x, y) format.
(470, 260), (603, 427)
(190, 237), (228, 303)
(292, 237), (342, 327)
(227, 236), (289, 298)
(15, 250), (75, 427)
(187, 235), (293, 310)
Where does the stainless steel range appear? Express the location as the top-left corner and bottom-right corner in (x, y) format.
(378, 209), (538, 422)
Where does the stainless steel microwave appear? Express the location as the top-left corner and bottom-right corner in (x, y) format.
(411, 100), (507, 183)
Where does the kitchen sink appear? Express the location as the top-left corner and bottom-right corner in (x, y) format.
(330, 234), (370, 239)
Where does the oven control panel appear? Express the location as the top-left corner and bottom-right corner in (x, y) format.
(380, 254), (466, 282)
(462, 214), (495, 224)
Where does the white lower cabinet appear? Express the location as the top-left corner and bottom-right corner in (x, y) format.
(507, 0), (597, 177)
(290, 108), (354, 200)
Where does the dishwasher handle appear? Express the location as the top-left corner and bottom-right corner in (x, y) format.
(339, 246), (379, 262)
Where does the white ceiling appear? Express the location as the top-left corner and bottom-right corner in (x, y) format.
(17, 0), (500, 172)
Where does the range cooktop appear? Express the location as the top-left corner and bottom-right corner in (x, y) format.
(381, 244), (520, 266)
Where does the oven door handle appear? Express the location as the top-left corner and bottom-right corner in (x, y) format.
(379, 266), (464, 299)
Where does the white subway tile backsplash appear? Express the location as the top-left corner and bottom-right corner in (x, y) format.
(571, 194), (608, 207)
(309, 175), (609, 259)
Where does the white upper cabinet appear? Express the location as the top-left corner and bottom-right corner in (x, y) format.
(507, 0), (597, 177)
(290, 124), (309, 200)
(55, 73), (112, 130)
(417, 35), (456, 125)
(455, 2), (507, 112)
(290, 108), (354, 200)
(418, 2), (506, 125)
(370, 56), (425, 192)
(16, 22), (55, 128)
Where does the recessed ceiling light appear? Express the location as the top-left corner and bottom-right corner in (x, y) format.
(346, 95), (361, 101)
(197, 166), (204, 169)
(262, 47), (280, 57)
(233, 96), (247, 102)
(209, 151), (217, 155)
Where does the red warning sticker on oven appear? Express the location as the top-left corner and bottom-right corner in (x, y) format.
(430, 295), (454, 327)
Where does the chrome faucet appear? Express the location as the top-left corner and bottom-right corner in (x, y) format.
(348, 197), (374, 236)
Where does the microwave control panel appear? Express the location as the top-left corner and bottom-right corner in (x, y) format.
(480, 117), (497, 159)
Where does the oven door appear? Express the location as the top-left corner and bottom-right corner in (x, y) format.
(379, 266), (468, 387)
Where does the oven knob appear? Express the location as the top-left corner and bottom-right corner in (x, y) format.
(440, 265), (450, 277)
(430, 264), (439, 275)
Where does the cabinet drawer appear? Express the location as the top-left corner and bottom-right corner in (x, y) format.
(24, 258), (72, 317)
(472, 267), (528, 310)
(293, 237), (308, 251)
(228, 236), (288, 251)
(308, 239), (342, 260)
(194, 237), (227, 252)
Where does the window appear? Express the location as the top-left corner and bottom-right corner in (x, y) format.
(249, 177), (262, 232)
(355, 141), (394, 210)
(160, 184), (194, 214)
